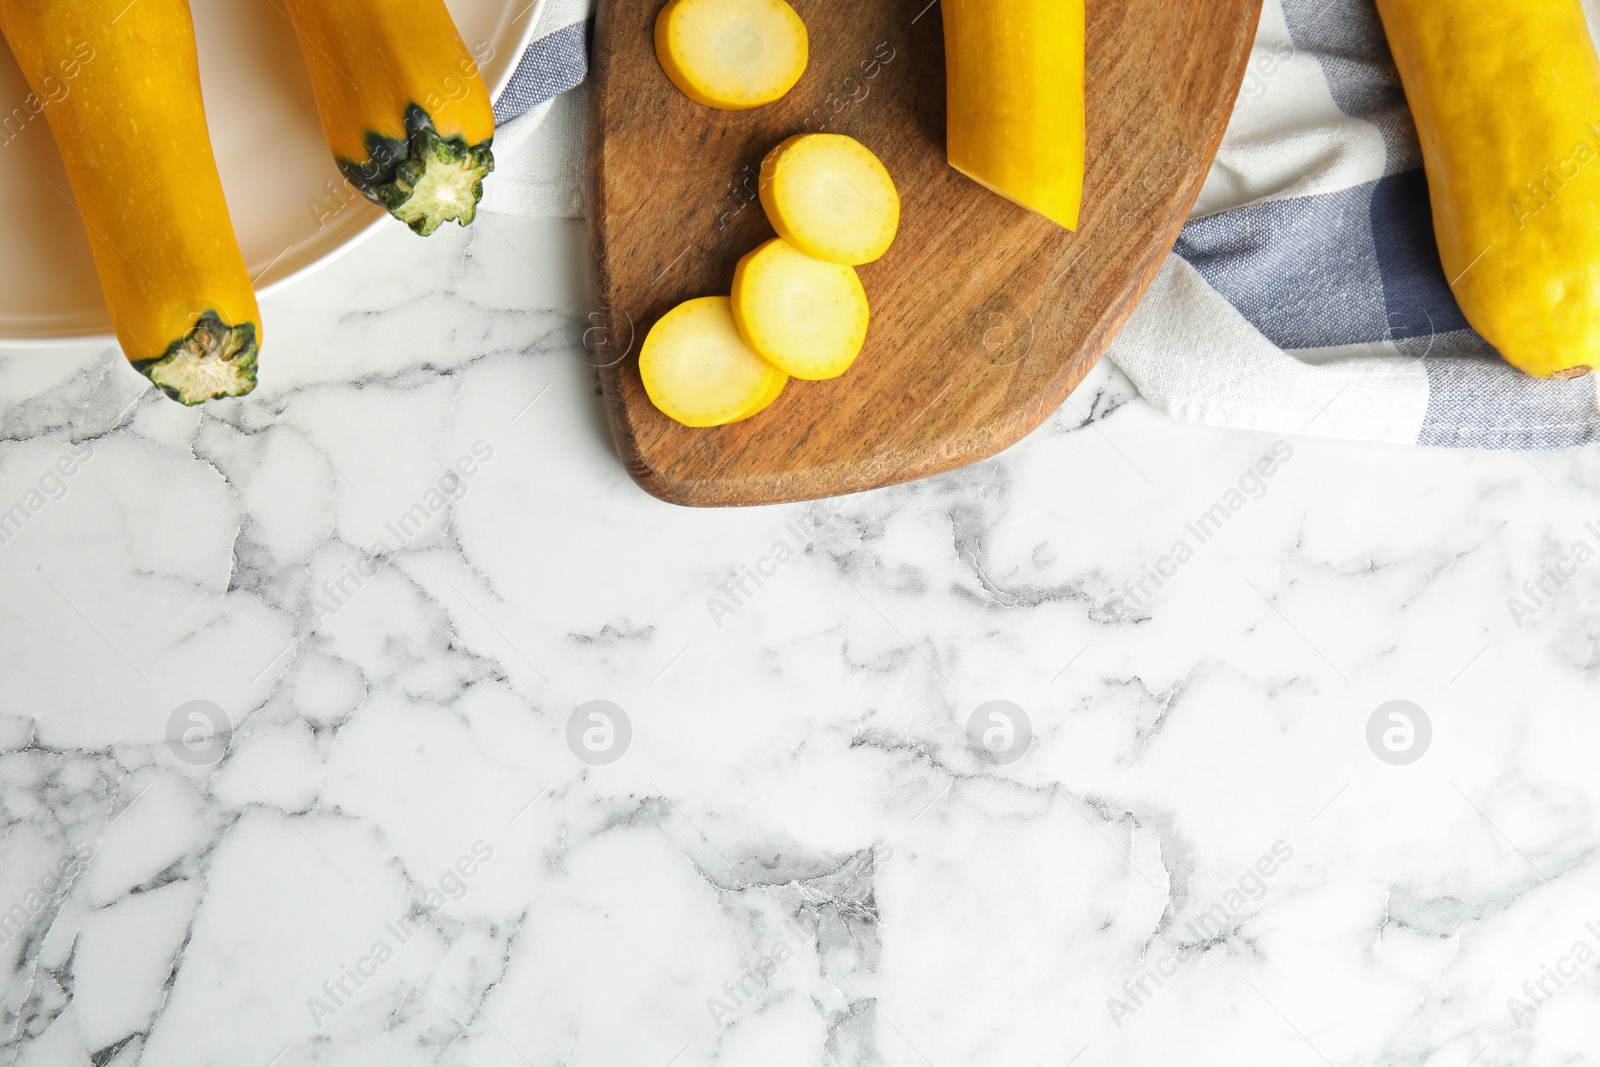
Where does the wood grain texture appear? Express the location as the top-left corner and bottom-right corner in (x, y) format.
(587, 0), (1263, 507)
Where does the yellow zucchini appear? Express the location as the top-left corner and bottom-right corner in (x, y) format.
(280, 0), (496, 236)
(1377, 0), (1600, 378)
(0, 0), (260, 403)
(942, 0), (1084, 230)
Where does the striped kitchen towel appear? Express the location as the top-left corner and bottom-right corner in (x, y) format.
(493, 0), (591, 124)
(1105, 0), (1600, 449)
(482, 0), (593, 217)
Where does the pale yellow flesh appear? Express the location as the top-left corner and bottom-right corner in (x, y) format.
(655, 0), (808, 110)
(1376, 0), (1600, 378)
(760, 134), (900, 265)
(640, 296), (789, 427)
(732, 238), (869, 380)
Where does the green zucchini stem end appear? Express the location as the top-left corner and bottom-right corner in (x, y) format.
(340, 104), (495, 237)
(133, 312), (259, 405)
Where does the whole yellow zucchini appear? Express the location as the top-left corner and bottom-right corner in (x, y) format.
(0, 0), (260, 404)
(280, 0), (496, 236)
(942, 0), (1084, 231)
(1377, 0), (1600, 379)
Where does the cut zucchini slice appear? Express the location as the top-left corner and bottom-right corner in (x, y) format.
(760, 134), (900, 265)
(732, 238), (870, 380)
(655, 0), (809, 110)
(640, 296), (789, 427)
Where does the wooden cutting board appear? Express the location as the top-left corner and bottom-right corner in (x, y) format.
(587, 0), (1263, 507)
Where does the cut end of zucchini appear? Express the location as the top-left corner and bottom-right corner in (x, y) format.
(339, 104), (494, 236)
(134, 312), (259, 405)
(950, 159), (1082, 232)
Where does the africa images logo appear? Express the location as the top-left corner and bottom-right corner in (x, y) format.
(166, 700), (231, 766)
(567, 700), (632, 766)
(967, 701), (1032, 766)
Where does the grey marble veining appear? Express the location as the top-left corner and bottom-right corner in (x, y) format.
(2, 213), (1598, 1066)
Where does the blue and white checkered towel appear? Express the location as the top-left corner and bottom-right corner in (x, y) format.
(1106, 0), (1600, 449)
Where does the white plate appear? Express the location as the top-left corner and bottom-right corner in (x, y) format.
(0, 0), (541, 345)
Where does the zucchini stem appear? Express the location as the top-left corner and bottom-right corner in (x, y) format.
(339, 104), (495, 236)
(133, 311), (259, 405)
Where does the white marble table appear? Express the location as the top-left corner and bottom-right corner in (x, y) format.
(1, 212), (1596, 1067)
